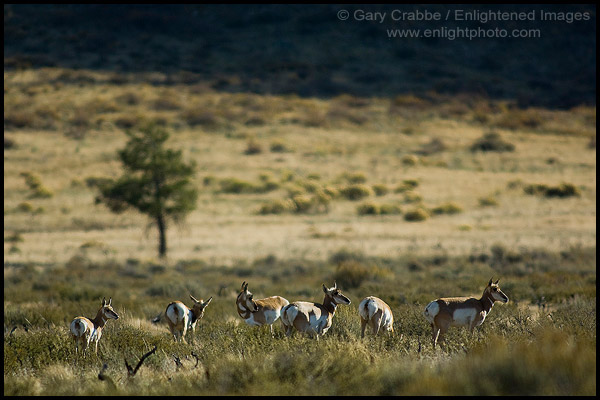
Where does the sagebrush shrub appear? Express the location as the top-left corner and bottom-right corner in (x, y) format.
(470, 132), (515, 152)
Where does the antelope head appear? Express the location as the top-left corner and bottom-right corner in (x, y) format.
(322, 282), (351, 305)
(486, 278), (509, 303)
(238, 281), (259, 312)
(101, 297), (119, 320)
(189, 295), (213, 322)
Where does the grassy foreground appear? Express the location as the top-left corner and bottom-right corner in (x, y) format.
(3, 246), (596, 395)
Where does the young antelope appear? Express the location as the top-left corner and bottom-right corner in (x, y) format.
(358, 296), (394, 338)
(165, 295), (212, 343)
(70, 297), (119, 355)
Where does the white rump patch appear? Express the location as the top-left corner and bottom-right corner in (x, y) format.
(359, 297), (378, 320)
(166, 303), (188, 325)
(70, 319), (88, 337)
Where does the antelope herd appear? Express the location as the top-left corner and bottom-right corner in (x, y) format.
(69, 279), (509, 355)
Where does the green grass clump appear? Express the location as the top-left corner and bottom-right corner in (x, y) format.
(20, 171), (53, 198)
(371, 183), (389, 196)
(339, 184), (374, 201)
(357, 201), (402, 215)
(218, 177), (257, 193)
(401, 154), (419, 166)
(402, 191), (423, 204)
(218, 176), (279, 194)
(244, 138), (263, 155)
(296, 178), (321, 193)
(5, 232), (24, 243)
(270, 139), (290, 153)
(395, 179), (419, 193)
(258, 199), (297, 215)
(14, 201), (35, 213)
(322, 185), (339, 199)
(380, 203), (402, 215)
(524, 183), (581, 198)
(4, 136), (17, 149)
(470, 132), (515, 152)
(343, 172), (368, 184)
(291, 194), (313, 213)
(403, 207), (429, 221)
(331, 260), (371, 289)
(356, 201), (380, 215)
(257, 173), (280, 192)
(430, 202), (463, 215)
(478, 196), (499, 207)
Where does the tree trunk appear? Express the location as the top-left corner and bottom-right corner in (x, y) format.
(156, 213), (167, 258)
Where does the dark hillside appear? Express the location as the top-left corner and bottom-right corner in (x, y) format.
(4, 4), (596, 108)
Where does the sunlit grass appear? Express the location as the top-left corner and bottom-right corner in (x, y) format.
(4, 67), (596, 395)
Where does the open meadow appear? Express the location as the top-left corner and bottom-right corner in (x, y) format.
(3, 4), (596, 396)
(4, 66), (596, 396)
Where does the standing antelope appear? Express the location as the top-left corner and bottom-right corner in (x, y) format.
(358, 296), (394, 338)
(165, 295), (212, 343)
(281, 282), (351, 339)
(70, 297), (119, 355)
(236, 281), (290, 336)
(423, 278), (509, 348)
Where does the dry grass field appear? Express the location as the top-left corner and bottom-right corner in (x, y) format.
(3, 64), (596, 395)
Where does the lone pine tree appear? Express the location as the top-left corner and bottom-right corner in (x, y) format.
(96, 123), (198, 257)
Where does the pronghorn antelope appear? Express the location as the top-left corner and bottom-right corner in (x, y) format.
(165, 295), (212, 343)
(358, 296), (394, 338)
(281, 282), (351, 339)
(70, 297), (119, 355)
(236, 281), (290, 336)
(423, 278), (509, 348)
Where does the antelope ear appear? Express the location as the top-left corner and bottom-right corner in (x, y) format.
(322, 284), (328, 293)
(108, 297), (112, 306)
(102, 297), (107, 306)
(494, 279), (500, 285)
(204, 297), (213, 306)
(190, 294), (200, 304)
(488, 277), (493, 286)
(333, 281), (337, 289)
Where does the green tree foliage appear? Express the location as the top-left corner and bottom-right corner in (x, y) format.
(95, 123), (198, 257)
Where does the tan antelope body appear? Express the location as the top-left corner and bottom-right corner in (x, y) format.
(70, 297), (119, 355)
(281, 282), (351, 339)
(236, 281), (289, 336)
(358, 296), (394, 338)
(165, 295), (212, 343)
(423, 278), (509, 348)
